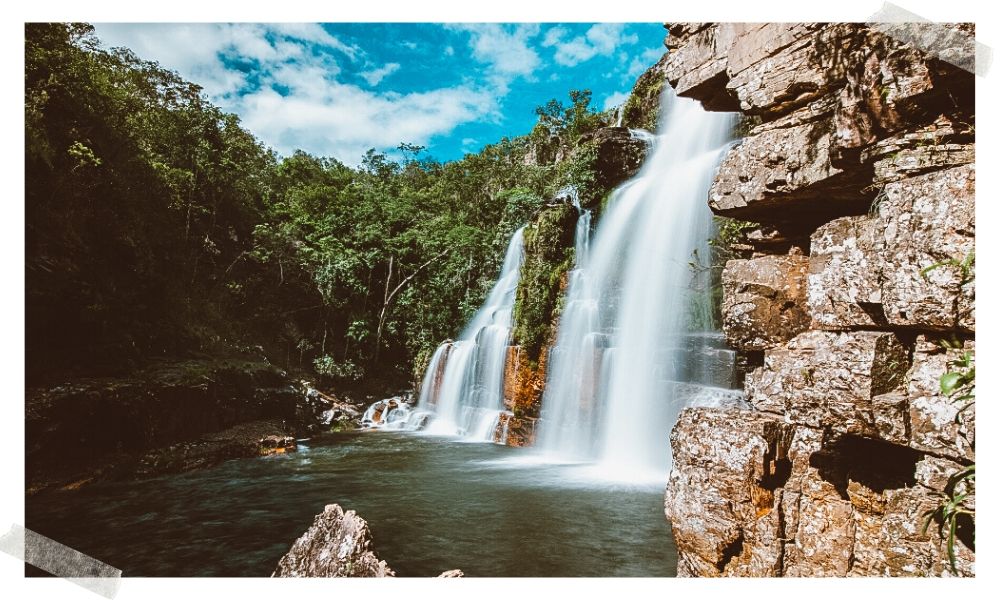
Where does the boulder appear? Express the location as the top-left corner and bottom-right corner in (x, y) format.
(272, 504), (395, 577)
(720, 255), (810, 351)
(437, 569), (465, 578)
(493, 411), (538, 447)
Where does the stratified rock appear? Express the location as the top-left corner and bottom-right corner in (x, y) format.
(725, 24), (854, 118)
(665, 407), (793, 577)
(864, 116), (975, 185)
(721, 255), (810, 351)
(709, 119), (868, 222)
(808, 215), (886, 329)
(878, 165), (975, 332)
(666, 407), (975, 578)
(662, 23), (742, 111)
(907, 336), (975, 462)
(272, 504), (395, 577)
(746, 330), (910, 436)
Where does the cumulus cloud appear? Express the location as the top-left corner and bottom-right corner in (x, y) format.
(451, 23), (541, 92)
(359, 63), (400, 86)
(544, 23), (639, 67)
(93, 23), (496, 166)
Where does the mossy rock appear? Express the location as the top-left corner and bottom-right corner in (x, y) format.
(512, 204), (577, 363)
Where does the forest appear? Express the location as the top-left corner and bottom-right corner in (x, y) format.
(25, 22), (617, 388)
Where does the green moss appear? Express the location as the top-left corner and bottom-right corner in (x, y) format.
(512, 204), (577, 363)
(622, 64), (666, 131)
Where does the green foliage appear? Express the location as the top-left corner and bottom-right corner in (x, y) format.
(921, 343), (975, 574)
(621, 66), (665, 130)
(920, 250), (975, 289)
(532, 89), (607, 148)
(26, 23), (592, 388)
(922, 464), (975, 573)
(512, 205), (577, 363)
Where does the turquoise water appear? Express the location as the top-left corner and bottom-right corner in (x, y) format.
(26, 431), (677, 577)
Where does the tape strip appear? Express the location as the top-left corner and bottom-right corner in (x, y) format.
(0, 524), (121, 598)
(868, 1), (992, 76)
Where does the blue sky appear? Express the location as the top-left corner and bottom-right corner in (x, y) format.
(93, 23), (666, 165)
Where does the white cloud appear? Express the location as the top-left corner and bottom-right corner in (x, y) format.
(602, 91), (629, 111)
(547, 23), (639, 67)
(359, 63), (400, 86)
(542, 26), (567, 47)
(626, 46), (665, 79)
(452, 23), (541, 92)
(92, 23), (497, 166)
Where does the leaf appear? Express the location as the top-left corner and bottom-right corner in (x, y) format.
(940, 372), (961, 396)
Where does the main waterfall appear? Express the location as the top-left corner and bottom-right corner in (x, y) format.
(411, 227), (526, 440)
(537, 90), (736, 482)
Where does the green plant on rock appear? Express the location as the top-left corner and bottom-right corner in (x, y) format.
(922, 463), (975, 574)
(921, 343), (975, 574)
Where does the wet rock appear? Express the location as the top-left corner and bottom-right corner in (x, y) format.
(272, 504), (395, 577)
(502, 345), (546, 417)
(808, 215), (886, 329)
(906, 336), (975, 462)
(259, 434), (296, 455)
(720, 255), (810, 351)
(746, 330), (910, 436)
(135, 419), (296, 477)
(878, 165), (975, 332)
(25, 361), (309, 492)
(493, 411), (538, 448)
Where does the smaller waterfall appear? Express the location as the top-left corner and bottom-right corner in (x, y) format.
(408, 227), (527, 440)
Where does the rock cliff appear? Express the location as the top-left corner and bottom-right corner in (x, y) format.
(660, 22), (975, 577)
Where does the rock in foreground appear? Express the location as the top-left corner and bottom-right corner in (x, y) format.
(272, 504), (395, 577)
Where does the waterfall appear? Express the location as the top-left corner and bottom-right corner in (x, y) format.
(537, 89), (736, 481)
(412, 226), (526, 440)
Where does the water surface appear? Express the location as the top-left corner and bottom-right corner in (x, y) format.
(27, 432), (677, 577)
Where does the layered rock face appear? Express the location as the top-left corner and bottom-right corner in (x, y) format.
(662, 23), (975, 577)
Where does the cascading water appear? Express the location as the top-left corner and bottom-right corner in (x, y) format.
(410, 227), (526, 440)
(537, 89), (737, 482)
